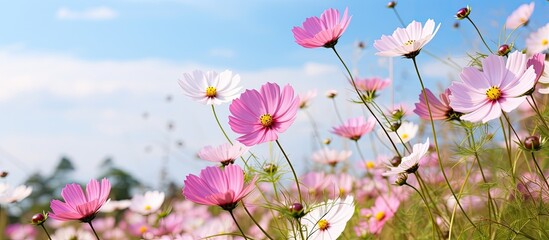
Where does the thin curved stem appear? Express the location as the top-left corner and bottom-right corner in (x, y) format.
(392, 8), (405, 27)
(40, 224), (53, 240)
(212, 105), (233, 145)
(87, 221), (101, 240)
(465, 17), (494, 54)
(242, 202), (274, 240)
(275, 140), (303, 204)
(406, 183), (440, 239)
(531, 152), (549, 190)
(411, 57), (481, 234)
(229, 209), (249, 239)
(304, 109), (324, 149)
(330, 98), (345, 125)
(331, 46), (402, 158)
(528, 96), (549, 130)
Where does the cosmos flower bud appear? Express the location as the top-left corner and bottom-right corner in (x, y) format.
(326, 90), (337, 98)
(289, 203), (305, 219)
(387, 1), (397, 8)
(524, 136), (541, 151)
(395, 173), (408, 186)
(390, 156), (402, 167)
(323, 138), (332, 145)
(263, 163), (278, 174)
(31, 213), (47, 225)
(0, 171), (8, 178)
(497, 44), (511, 56)
(455, 6), (471, 20)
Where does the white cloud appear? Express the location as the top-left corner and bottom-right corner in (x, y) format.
(56, 6), (118, 21)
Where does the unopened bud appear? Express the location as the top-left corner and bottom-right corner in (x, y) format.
(0, 171), (8, 178)
(524, 136), (541, 151)
(390, 156), (401, 167)
(387, 1), (397, 8)
(31, 213), (47, 225)
(326, 90), (337, 98)
(497, 44), (511, 56)
(395, 173), (408, 186)
(455, 6), (471, 20)
(289, 203), (305, 219)
(263, 163), (278, 174)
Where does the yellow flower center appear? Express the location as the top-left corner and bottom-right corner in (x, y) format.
(486, 86), (502, 101)
(366, 161), (375, 169)
(375, 211), (386, 221)
(260, 114), (273, 127)
(520, 17), (527, 23)
(318, 219), (330, 231)
(404, 40), (415, 46)
(401, 133), (409, 140)
(205, 86), (217, 97)
(139, 226), (148, 234)
(542, 39), (548, 46)
(144, 205), (151, 211)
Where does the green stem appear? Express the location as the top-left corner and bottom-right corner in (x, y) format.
(406, 183), (440, 239)
(229, 209), (249, 239)
(392, 8), (405, 27)
(275, 140), (303, 204)
(411, 57), (481, 234)
(331, 46), (402, 158)
(465, 17), (494, 54)
(528, 96), (549, 130)
(242, 202), (273, 240)
(87, 221), (101, 240)
(304, 109), (324, 149)
(330, 98), (345, 124)
(40, 224), (53, 240)
(530, 152), (549, 190)
(212, 105), (233, 145)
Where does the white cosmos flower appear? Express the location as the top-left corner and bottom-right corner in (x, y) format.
(99, 199), (132, 213)
(129, 191), (165, 215)
(538, 60), (549, 94)
(385, 121), (418, 144)
(299, 195), (355, 240)
(197, 142), (249, 166)
(374, 19), (440, 58)
(311, 147), (352, 166)
(178, 69), (242, 105)
(51, 226), (94, 240)
(383, 138), (430, 176)
(0, 183), (32, 204)
(526, 23), (549, 55)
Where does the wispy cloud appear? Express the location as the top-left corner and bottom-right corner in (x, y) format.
(56, 6), (118, 21)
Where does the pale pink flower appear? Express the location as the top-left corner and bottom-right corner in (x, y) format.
(0, 183), (32, 204)
(527, 53), (546, 84)
(354, 76), (391, 93)
(228, 82), (299, 146)
(331, 116), (376, 141)
(526, 23), (549, 54)
(311, 147), (352, 166)
(178, 70), (242, 105)
(183, 164), (257, 210)
(298, 89), (317, 109)
(292, 8), (351, 48)
(299, 172), (337, 200)
(383, 138), (429, 176)
(413, 88), (458, 120)
(330, 173), (355, 196)
(197, 142), (249, 166)
(505, 2), (534, 29)
(360, 196), (400, 235)
(5, 224), (37, 240)
(449, 52), (537, 123)
(517, 173), (549, 202)
(374, 19), (440, 58)
(49, 178), (111, 222)
(300, 196), (355, 239)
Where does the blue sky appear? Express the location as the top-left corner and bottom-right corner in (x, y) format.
(0, 1), (547, 190)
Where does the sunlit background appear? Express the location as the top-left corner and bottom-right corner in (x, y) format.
(1, 0), (547, 191)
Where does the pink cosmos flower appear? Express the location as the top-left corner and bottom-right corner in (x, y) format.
(331, 116), (376, 141)
(49, 178), (111, 222)
(527, 53), (546, 84)
(298, 89), (317, 109)
(414, 88), (458, 120)
(360, 195), (400, 235)
(354, 76), (391, 93)
(505, 2), (534, 29)
(183, 164), (257, 211)
(449, 52), (537, 123)
(374, 19), (440, 58)
(526, 23), (549, 55)
(299, 172), (337, 200)
(197, 142), (249, 166)
(292, 8), (351, 48)
(228, 82), (300, 146)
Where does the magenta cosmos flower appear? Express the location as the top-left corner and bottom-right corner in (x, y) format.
(292, 8), (351, 48)
(374, 19), (440, 58)
(49, 178), (111, 222)
(197, 142), (249, 166)
(505, 2), (534, 29)
(449, 52), (537, 123)
(414, 88), (460, 121)
(331, 116), (375, 141)
(183, 165), (257, 211)
(228, 82), (299, 146)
